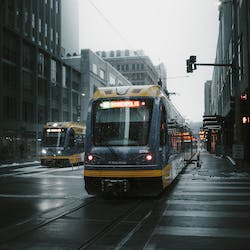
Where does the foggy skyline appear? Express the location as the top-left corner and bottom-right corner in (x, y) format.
(79, 0), (219, 122)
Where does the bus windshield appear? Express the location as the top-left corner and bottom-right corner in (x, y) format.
(42, 128), (66, 147)
(93, 99), (153, 146)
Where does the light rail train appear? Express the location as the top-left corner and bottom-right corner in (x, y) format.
(41, 122), (85, 167)
(84, 85), (195, 196)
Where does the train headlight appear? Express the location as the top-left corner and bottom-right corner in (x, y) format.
(41, 149), (47, 155)
(145, 153), (153, 161)
(87, 154), (94, 161)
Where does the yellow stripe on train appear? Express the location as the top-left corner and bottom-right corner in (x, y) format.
(41, 154), (82, 164)
(84, 164), (171, 178)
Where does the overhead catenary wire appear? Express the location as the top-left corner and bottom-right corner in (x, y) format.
(87, 0), (164, 83)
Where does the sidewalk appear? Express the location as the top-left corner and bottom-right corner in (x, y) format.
(193, 150), (250, 178)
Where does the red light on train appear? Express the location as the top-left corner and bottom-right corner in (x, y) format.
(240, 93), (248, 100)
(242, 116), (250, 124)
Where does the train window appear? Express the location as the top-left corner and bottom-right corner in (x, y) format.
(68, 130), (75, 147)
(93, 99), (153, 146)
(160, 105), (167, 146)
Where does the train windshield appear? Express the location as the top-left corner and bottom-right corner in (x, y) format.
(42, 128), (66, 147)
(93, 99), (153, 146)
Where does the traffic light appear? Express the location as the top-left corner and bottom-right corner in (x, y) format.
(189, 55), (196, 64)
(186, 55), (197, 73)
(186, 59), (193, 73)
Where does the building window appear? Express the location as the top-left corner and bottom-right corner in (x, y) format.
(23, 101), (34, 122)
(109, 74), (116, 85)
(38, 78), (46, 97)
(101, 51), (106, 57)
(56, 0), (59, 14)
(110, 51), (114, 57)
(92, 63), (97, 74)
(116, 50), (121, 57)
(52, 109), (59, 121)
(62, 66), (66, 88)
(51, 59), (56, 82)
(3, 63), (17, 88)
(125, 50), (129, 56)
(51, 28), (53, 41)
(23, 71), (33, 96)
(23, 43), (34, 66)
(100, 69), (105, 79)
(38, 53), (45, 76)
(45, 23), (48, 37)
(63, 111), (69, 121)
(38, 105), (46, 124)
(56, 32), (59, 45)
(31, 13), (35, 28)
(38, 18), (42, 33)
(3, 96), (17, 120)
(72, 92), (79, 106)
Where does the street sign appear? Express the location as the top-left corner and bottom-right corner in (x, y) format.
(232, 144), (244, 160)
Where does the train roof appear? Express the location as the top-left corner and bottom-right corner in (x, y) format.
(92, 85), (164, 99)
(44, 122), (85, 129)
(92, 85), (187, 128)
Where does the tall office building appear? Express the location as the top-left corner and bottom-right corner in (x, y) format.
(0, 0), (82, 162)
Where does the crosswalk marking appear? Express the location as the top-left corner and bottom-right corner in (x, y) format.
(147, 163), (250, 246)
(154, 226), (250, 239)
(163, 210), (250, 218)
(172, 191), (250, 196)
(0, 164), (84, 178)
(166, 200), (250, 205)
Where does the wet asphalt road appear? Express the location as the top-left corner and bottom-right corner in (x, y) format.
(0, 151), (250, 249)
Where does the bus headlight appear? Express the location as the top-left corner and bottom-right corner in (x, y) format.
(41, 149), (47, 155)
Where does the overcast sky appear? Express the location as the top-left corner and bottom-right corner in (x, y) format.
(79, 0), (220, 122)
